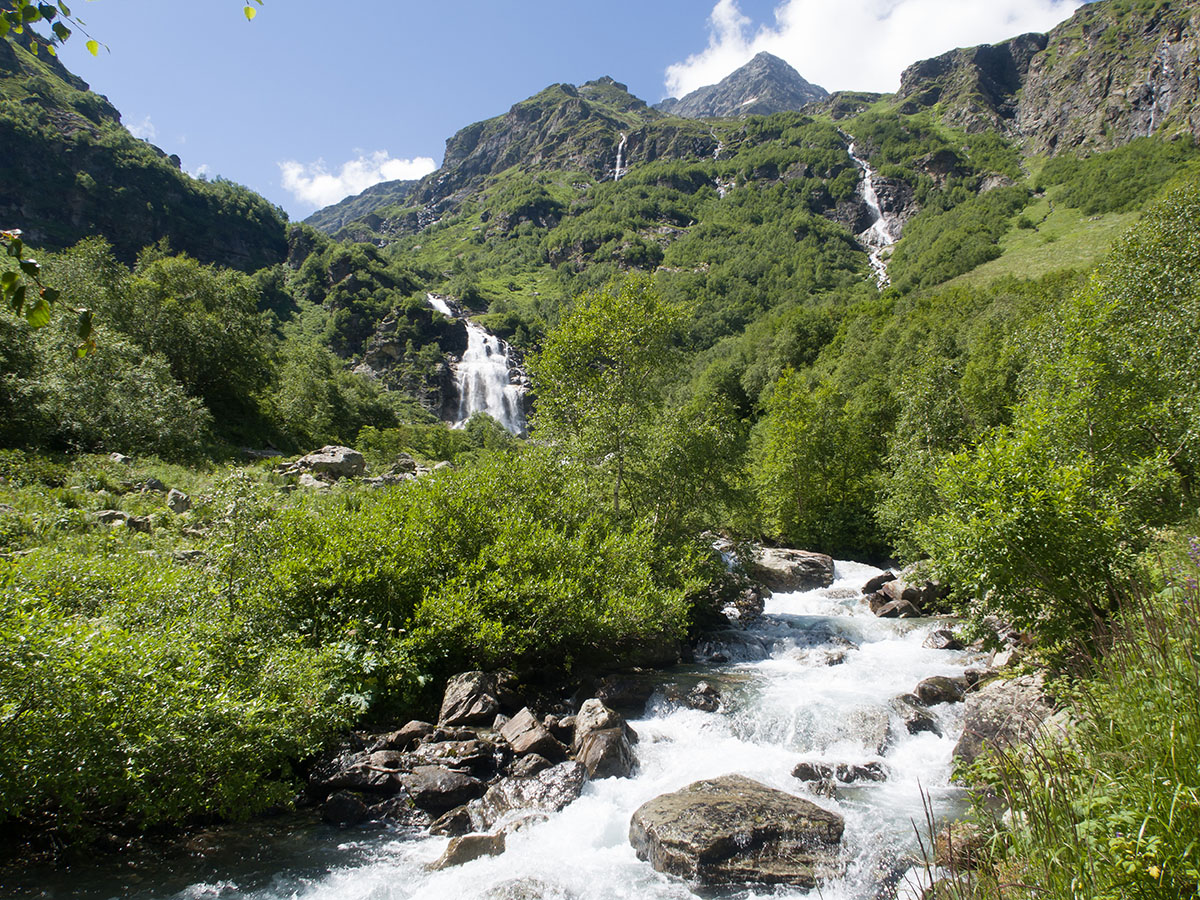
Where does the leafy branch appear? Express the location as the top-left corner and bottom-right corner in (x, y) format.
(2, 229), (94, 356)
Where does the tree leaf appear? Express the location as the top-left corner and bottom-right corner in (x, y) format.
(19, 259), (40, 278)
(76, 308), (92, 339)
(41, 286), (61, 304)
(56, 2), (71, 17)
(25, 297), (51, 327)
(85, 38), (98, 56)
(0, 272), (16, 291)
(243, 5), (256, 21)
(11, 284), (27, 315)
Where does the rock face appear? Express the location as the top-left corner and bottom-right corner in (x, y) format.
(953, 674), (1053, 765)
(657, 52), (829, 119)
(747, 547), (835, 592)
(629, 774), (844, 887)
(897, 1), (1200, 154)
(470, 761), (588, 831)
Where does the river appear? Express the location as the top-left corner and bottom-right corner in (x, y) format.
(12, 560), (979, 900)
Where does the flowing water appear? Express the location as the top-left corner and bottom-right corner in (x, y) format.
(613, 133), (628, 182)
(426, 294), (526, 435)
(846, 143), (900, 289)
(14, 561), (980, 900)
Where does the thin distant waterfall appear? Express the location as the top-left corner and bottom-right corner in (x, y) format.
(847, 141), (900, 288)
(613, 132), (628, 181)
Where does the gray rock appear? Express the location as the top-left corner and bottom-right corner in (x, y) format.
(576, 727), (636, 779)
(934, 821), (986, 870)
(482, 878), (577, 900)
(572, 699), (625, 752)
(792, 761), (833, 783)
(439, 670), (519, 727)
(430, 832), (506, 870)
(747, 547), (836, 592)
(890, 694), (943, 737)
(166, 488), (191, 513)
(288, 445), (365, 479)
(308, 749), (402, 797)
(629, 774), (844, 886)
(141, 477), (167, 493)
(863, 570), (898, 594)
(429, 805), (474, 836)
(109, 452), (132, 465)
(509, 754), (552, 778)
(369, 720), (435, 752)
(924, 628), (965, 651)
(413, 738), (504, 778)
(469, 761), (587, 831)
(594, 672), (656, 713)
(873, 598), (923, 619)
(321, 791), (370, 825)
(834, 762), (888, 783)
(953, 674), (1052, 766)
(400, 765), (486, 814)
(368, 793), (432, 828)
(915, 675), (967, 706)
(298, 472), (330, 491)
(501, 708), (566, 759)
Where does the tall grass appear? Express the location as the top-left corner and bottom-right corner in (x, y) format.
(966, 557), (1200, 899)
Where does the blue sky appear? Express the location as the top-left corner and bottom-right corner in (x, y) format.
(53, 0), (1083, 219)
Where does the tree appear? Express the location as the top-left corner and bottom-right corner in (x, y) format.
(528, 276), (684, 515)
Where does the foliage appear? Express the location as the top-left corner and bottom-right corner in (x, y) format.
(529, 276), (685, 515)
(1038, 136), (1200, 215)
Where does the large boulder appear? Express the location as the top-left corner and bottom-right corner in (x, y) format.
(890, 695), (943, 737)
(500, 708), (566, 759)
(572, 699), (626, 752)
(629, 774), (844, 887)
(400, 765), (487, 814)
(953, 674), (1053, 766)
(412, 738), (505, 779)
(439, 670), (519, 726)
(576, 728), (636, 779)
(469, 761), (587, 831)
(747, 547), (835, 592)
(430, 832), (507, 870)
(915, 675), (967, 706)
(286, 445), (365, 479)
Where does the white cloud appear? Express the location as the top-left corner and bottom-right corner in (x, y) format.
(278, 151), (438, 210)
(665, 0), (1085, 98)
(128, 114), (157, 141)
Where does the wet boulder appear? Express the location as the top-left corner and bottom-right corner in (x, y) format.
(661, 681), (721, 712)
(953, 674), (1052, 766)
(593, 672), (657, 714)
(863, 570), (898, 594)
(576, 727), (636, 779)
(368, 793), (432, 828)
(923, 629), (966, 651)
(835, 762), (888, 783)
(501, 707), (567, 760)
(747, 547), (835, 592)
(430, 805), (474, 836)
(572, 699), (632, 752)
(321, 790), (371, 826)
(469, 761), (587, 831)
(629, 774), (844, 887)
(400, 765), (487, 814)
(890, 694), (943, 737)
(915, 675), (967, 706)
(431, 832), (507, 870)
(870, 596), (923, 619)
(369, 720), (435, 752)
(307, 748), (402, 798)
(439, 670), (520, 726)
(413, 738), (505, 778)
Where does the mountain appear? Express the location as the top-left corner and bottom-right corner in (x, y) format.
(0, 29), (287, 270)
(304, 179), (419, 236)
(656, 52), (829, 119)
(898, 0), (1200, 153)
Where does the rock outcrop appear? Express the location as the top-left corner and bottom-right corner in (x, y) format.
(630, 775), (844, 886)
(953, 673), (1053, 765)
(747, 547), (835, 592)
(657, 52), (829, 119)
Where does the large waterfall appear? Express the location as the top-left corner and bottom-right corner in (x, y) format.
(33, 561), (981, 900)
(613, 133), (627, 181)
(847, 142), (900, 288)
(427, 294), (527, 435)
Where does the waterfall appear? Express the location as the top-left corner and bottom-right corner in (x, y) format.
(427, 293), (527, 435)
(847, 141), (900, 289)
(73, 561), (983, 900)
(613, 132), (627, 181)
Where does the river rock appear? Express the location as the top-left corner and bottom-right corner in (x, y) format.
(431, 832), (507, 870)
(413, 738), (505, 778)
(792, 761), (833, 783)
(747, 547), (835, 592)
(370, 720), (435, 752)
(576, 727), (636, 779)
(482, 878), (578, 900)
(166, 488), (191, 513)
(879, 567), (951, 613)
(934, 821), (986, 870)
(835, 762), (888, 783)
(863, 570), (898, 594)
(509, 753), (552, 778)
(501, 708), (566, 759)
(924, 629), (965, 651)
(890, 695), (943, 737)
(572, 699), (633, 751)
(469, 761), (587, 831)
(915, 675), (967, 706)
(661, 681), (721, 712)
(321, 790), (371, 825)
(369, 793), (432, 828)
(308, 749), (401, 797)
(400, 765), (486, 814)
(953, 674), (1052, 766)
(629, 774), (844, 887)
(593, 672), (657, 713)
(439, 670), (519, 726)
(430, 805), (474, 836)
(871, 597), (923, 619)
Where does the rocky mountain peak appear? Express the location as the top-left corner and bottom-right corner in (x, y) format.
(656, 51), (829, 119)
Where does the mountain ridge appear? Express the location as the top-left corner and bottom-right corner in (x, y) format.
(656, 52), (830, 119)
